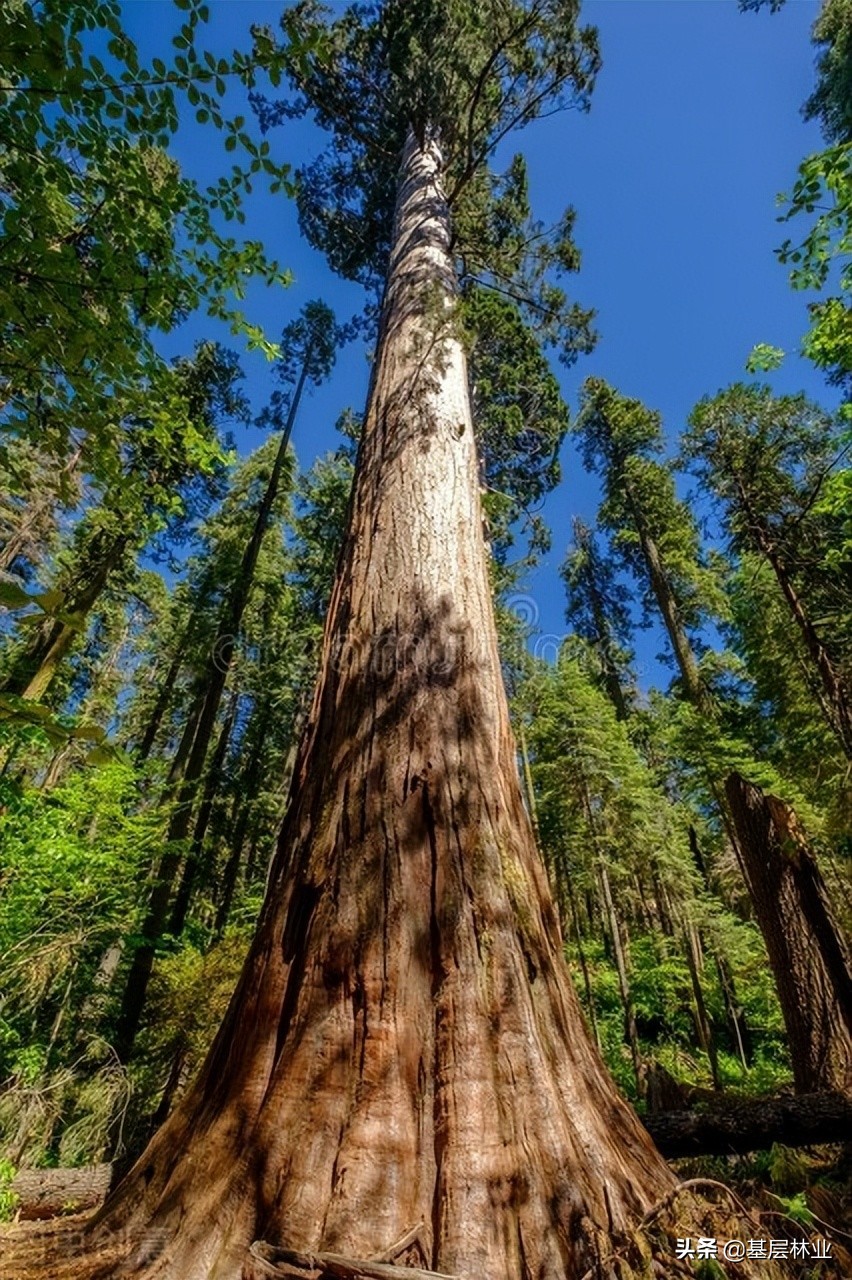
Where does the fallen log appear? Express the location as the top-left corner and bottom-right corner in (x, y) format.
(644, 1090), (852, 1158)
(9, 1163), (112, 1221)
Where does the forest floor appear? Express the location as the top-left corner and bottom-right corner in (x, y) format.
(1, 1146), (851, 1280)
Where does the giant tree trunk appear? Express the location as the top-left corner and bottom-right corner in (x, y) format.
(76, 129), (674, 1280)
(725, 772), (852, 1095)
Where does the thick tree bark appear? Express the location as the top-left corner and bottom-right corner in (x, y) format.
(83, 129), (673, 1280)
(725, 772), (852, 1095)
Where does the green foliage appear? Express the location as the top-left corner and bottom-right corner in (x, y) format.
(561, 519), (635, 715)
(0, 763), (160, 1027)
(772, 0), (852, 390)
(123, 930), (252, 1151)
(574, 377), (728, 634)
(684, 384), (850, 689)
(739, 1), (786, 13)
(0, 0), (848, 1191)
(804, 0), (852, 146)
(0, 1158), (18, 1222)
(741, 0), (852, 391)
(745, 343), (784, 373)
(292, 448), (355, 621)
(253, 0), (598, 361)
(0, 760), (164, 1162)
(685, 378), (834, 555)
(0, 342), (247, 722)
(463, 286), (569, 564)
(0, 0), (290, 488)
(725, 554), (847, 823)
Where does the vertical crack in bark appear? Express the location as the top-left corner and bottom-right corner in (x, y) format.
(271, 881), (322, 1078)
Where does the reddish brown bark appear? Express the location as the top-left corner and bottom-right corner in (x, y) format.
(55, 130), (675, 1280)
(725, 772), (852, 1095)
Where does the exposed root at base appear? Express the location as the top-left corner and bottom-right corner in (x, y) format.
(580, 1178), (848, 1280)
(1, 1179), (848, 1280)
(244, 1239), (458, 1279)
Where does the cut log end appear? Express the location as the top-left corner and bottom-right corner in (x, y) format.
(8, 1163), (112, 1222)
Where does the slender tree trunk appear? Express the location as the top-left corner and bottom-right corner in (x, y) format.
(1, 529), (132, 702)
(214, 719), (270, 936)
(85, 128), (672, 1280)
(754, 528), (852, 758)
(571, 520), (630, 720)
(725, 772), (852, 1094)
(623, 487), (709, 713)
(0, 497), (52, 575)
(40, 742), (74, 790)
(687, 827), (750, 1069)
(517, 724), (540, 839)
(574, 771), (643, 1093)
(563, 869), (600, 1048)
(517, 725), (599, 1046)
(113, 363), (309, 1062)
(597, 862), (644, 1096)
(656, 874), (721, 1086)
(625, 507), (851, 1091)
(0, 446), (82, 576)
(730, 472), (852, 758)
(135, 624), (192, 762)
(168, 692), (239, 936)
(683, 924), (720, 1090)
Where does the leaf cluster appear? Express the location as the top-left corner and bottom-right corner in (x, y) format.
(252, 0), (598, 360)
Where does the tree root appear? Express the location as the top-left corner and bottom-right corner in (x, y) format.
(579, 1177), (843, 1280)
(243, 1234), (459, 1280)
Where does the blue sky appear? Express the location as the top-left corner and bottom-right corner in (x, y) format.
(124, 0), (828, 687)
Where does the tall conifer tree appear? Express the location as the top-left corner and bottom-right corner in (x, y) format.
(51, 5), (706, 1277)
